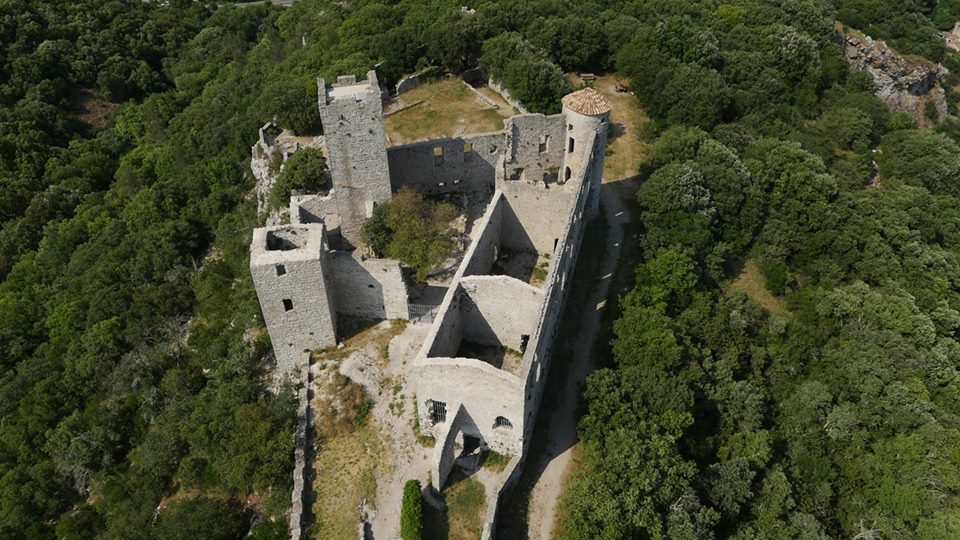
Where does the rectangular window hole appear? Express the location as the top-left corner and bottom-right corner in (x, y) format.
(429, 400), (447, 423)
(276, 264), (286, 276)
(283, 299), (294, 311)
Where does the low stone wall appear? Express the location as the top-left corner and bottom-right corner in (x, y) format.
(289, 352), (312, 540)
(488, 79), (528, 114)
(462, 79), (500, 109)
(395, 66), (444, 95)
(480, 455), (523, 540)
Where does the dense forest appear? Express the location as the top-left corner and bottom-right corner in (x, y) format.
(3, 0), (960, 538)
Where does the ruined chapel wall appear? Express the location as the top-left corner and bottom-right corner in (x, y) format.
(431, 404), (467, 489)
(413, 358), (525, 456)
(504, 114), (566, 183)
(458, 276), (544, 351)
(386, 132), (504, 197)
(329, 252), (409, 320)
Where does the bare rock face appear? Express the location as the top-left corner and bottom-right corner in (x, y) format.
(841, 30), (948, 120)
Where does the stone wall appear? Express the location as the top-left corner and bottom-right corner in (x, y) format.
(517, 133), (597, 454)
(386, 133), (503, 197)
(250, 225), (338, 374)
(489, 79), (528, 114)
(395, 66), (444, 95)
(425, 287), (464, 358)
(480, 455), (523, 540)
(431, 404), (469, 488)
(497, 181), (576, 254)
(414, 358), (525, 460)
(462, 192), (504, 276)
(289, 352), (312, 540)
(503, 114), (566, 184)
(329, 252), (409, 320)
(458, 276), (544, 351)
(290, 192), (339, 225)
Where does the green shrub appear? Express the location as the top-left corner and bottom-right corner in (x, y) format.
(360, 188), (458, 281)
(760, 259), (788, 296)
(269, 148), (329, 210)
(400, 479), (423, 540)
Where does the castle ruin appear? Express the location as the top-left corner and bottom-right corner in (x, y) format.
(249, 71), (610, 533)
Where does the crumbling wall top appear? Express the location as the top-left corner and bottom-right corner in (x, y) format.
(251, 224), (327, 265)
(319, 70), (381, 104)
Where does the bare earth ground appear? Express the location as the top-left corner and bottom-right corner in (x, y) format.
(305, 320), (431, 539)
(384, 78), (511, 145)
(68, 88), (119, 129)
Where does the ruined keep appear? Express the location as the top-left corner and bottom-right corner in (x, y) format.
(250, 71), (610, 535)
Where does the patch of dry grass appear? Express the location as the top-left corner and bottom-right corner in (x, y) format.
(309, 369), (387, 538)
(570, 74), (650, 182)
(385, 78), (508, 144)
(445, 476), (486, 540)
(729, 259), (789, 316)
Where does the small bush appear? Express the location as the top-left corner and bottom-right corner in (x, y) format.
(269, 148), (328, 210)
(360, 188), (458, 281)
(400, 480), (423, 540)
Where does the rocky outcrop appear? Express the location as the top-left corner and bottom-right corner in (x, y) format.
(840, 29), (948, 120)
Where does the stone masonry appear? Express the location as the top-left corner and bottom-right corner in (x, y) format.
(250, 74), (610, 538)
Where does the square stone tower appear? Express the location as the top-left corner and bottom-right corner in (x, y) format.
(250, 224), (338, 373)
(317, 71), (391, 248)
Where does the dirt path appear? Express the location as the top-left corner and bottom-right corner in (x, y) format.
(523, 184), (630, 539)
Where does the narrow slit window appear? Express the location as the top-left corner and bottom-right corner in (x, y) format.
(564, 167), (572, 181)
(568, 137), (575, 153)
(283, 299), (293, 311)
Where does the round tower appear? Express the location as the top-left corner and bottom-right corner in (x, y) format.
(560, 87), (611, 219)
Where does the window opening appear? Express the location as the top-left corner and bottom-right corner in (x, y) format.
(428, 400), (447, 423)
(568, 137), (575, 153)
(283, 299), (294, 311)
(494, 416), (513, 430)
(276, 264), (286, 276)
